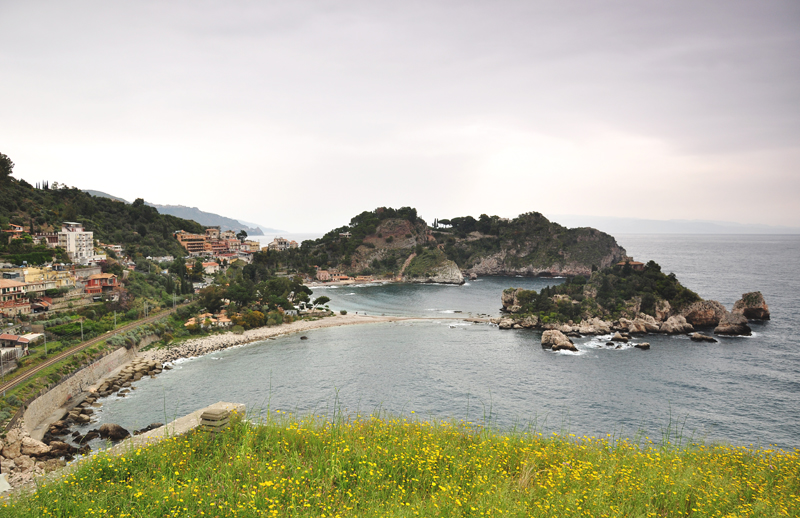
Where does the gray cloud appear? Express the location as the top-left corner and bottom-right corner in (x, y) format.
(1, 1), (798, 230)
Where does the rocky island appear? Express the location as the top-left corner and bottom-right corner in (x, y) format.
(300, 207), (626, 283)
(492, 260), (769, 351)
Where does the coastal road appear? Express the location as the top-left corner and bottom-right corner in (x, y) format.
(0, 305), (185, 395)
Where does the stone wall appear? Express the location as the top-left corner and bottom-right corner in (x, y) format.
(22, 347), (136, 434)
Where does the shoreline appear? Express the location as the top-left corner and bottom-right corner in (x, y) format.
(138, 313), (412, 364)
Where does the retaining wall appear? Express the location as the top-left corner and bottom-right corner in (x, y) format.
(20, 333), (165, 435)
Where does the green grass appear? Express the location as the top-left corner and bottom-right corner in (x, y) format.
(2, 412), (798, 517)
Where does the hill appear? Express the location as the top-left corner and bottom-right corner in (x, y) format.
(1, 176), (205, 261)
(281, 207), (626, 282)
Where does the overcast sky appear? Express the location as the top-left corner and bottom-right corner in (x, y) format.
(2, 1), (799, 232)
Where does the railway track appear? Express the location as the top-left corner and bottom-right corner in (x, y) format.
(0, 306), (181, 395)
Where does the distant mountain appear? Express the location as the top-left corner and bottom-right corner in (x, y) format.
(547, 215), (800, 235)
(81, 190), (284, 236)
(145, 204), (285, 236)
(83, 190), (130, 204)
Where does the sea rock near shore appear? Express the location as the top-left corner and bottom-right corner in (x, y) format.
(99, 423), (131, 442)
(501, 288), (523, 313)
(714, 312), (752, 336)
(732, 291), (770, 321)
(690, 332), (718, 343)
(682, 300), (727, 327)
(659, 315), (694, 334)
(541, 330), (577, 352)
(405, 259), (465, 285)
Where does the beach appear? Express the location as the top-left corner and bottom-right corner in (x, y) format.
(138, 313), (409, 364)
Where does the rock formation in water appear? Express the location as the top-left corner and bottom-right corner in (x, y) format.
(541, 330), (577, 352)
(714, 312), (752, 336)
(494, 260), (768, 342)
(681, 300), (728, 327)
(732, 291), (770, 320)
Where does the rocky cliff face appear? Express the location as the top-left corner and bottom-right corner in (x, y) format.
(468, 249), (625, 277)
(404, 259), (464, 285)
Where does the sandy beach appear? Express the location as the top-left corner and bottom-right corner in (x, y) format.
(138, 313), (410, 364)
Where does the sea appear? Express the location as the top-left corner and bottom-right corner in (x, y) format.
(76, 235), (800, 451)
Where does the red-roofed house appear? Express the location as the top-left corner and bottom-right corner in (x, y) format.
(85, 273), (119, 295)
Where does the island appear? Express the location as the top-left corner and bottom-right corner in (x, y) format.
(493, 260), (769, 350)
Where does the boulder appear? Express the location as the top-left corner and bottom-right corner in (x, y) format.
(714, 312), (752, 336)
(690, 333), (718, 343)
(1, 429), (22, 459)
(99, 423), (131, 442)
(659, 315), (694, 334)
(133, 423), (165, 435)
(732, 291), (770, 321)
(634, 342), (650, 350)
(20, 437), (51, 458)
(610, 332), (628, 343)
(14, 455), (34, 471)
(48, 441), (77, 457)
(682, 300), (727, 327)
(577, 317), (611, 335)
(541, 330), (577, 352)
(520, 315), (539, 328)
(497, 317), (515, 330)
(0, 457), (14, 473)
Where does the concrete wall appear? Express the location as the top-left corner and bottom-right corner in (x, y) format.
(22, 334), (164, 433)
(22, 347), (135, 434)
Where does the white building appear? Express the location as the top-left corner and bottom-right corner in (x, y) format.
(58, 222), (105, 265)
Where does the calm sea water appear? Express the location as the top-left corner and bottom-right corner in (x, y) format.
(80, 235), (800, 450)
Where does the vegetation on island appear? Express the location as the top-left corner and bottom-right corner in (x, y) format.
(507, 260), (701, 324)
(1, 412), (797, 517)
(245, 207), (625, 280)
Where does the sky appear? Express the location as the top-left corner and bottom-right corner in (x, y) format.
(2, 1), (799, 232)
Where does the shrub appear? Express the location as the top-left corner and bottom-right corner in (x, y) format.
(340, 310), (347, 315)
(232, 325), (245, 335)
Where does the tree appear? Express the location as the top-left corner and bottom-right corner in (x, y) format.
(0, 152), (13, 182)
(236, 230), (248, 241)
(198, 285), (225, 313)
(312, 295), (330, 310)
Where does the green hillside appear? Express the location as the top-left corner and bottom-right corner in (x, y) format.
(0, 153), (204, 262)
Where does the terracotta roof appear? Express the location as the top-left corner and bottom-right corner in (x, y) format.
(88, 273), (116, 280)
(0, 333), (19, 341)
(0, 279), (26, 289)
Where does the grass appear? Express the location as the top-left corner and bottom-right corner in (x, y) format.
(1, 411), (798, 517)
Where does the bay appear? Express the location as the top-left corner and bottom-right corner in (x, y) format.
(80, 235), (800, 450)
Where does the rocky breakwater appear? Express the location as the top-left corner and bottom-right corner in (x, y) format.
(1, 427), (75, 487)
(95, 358), (166, 398)
(0, 358), (172, 489)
